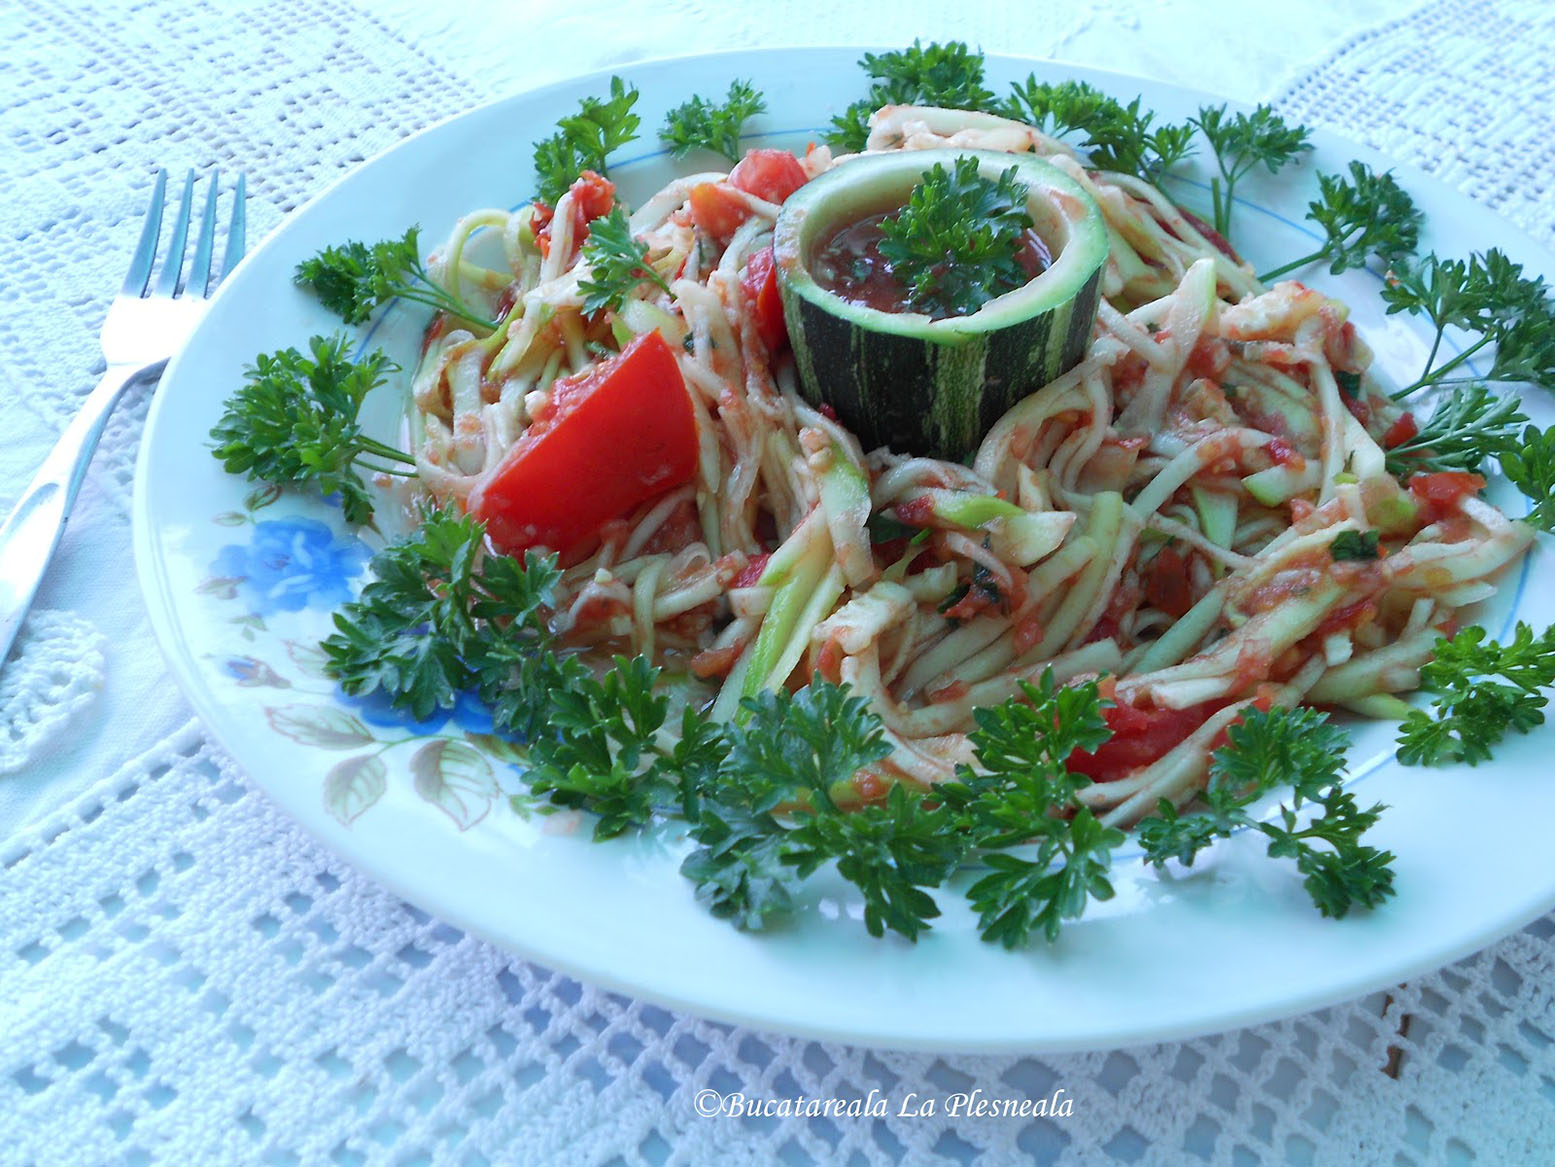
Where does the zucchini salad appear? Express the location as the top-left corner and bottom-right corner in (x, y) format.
(215, 45), (1555, 947)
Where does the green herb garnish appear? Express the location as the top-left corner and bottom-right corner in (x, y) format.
(661, 79), (766, 161)
(1397, 624), (1555, 766)
(1259, 161), (1422, 281)
(577, 205), (674, 314)
(1137, 707), (1396, 919)
(1330, 529), (1381, 561)
(1002, 78), (1196, 180)
(1191, 103), (1312, 239)
(209, 335), (410, 525)
(295, 227), (497, 331)
(827, 41), (998, 153)
(532, 76), (642, 204)
(876, 156), (1033, 318)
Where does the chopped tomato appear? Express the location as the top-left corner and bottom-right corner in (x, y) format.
(689, 181), (751, 241)
(732, 553), (771, 589)
(740, 245), (786, 352)
(690, 150), (808, 242)
(470, 330), (697, 555)
(1382, 411), (1419, 449)
(1067, 699), (1216, 783)
(533, 170), (616, 259)
(1143, 546), (1194, 618)
(1408, 470), (1486, 522)
(728, 148), (808, 205)
(1265, 436), (1303, 468)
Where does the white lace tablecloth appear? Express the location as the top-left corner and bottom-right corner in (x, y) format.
(5, 1), (1555, 1162)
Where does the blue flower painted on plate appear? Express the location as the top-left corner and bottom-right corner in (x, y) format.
(212, 518), (368, 617)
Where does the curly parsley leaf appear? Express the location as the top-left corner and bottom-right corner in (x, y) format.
(1383, 384), (1528, 476)
(1191, 103), (1312, 238)
(1501, 424), (1555, 531)
(827, 40), (998, 153)
(1260, 161), (1422, 281)
(1002, 78), (1196, 180)
(295, 227), (497, 331)
(1330, 529), (1381, 562)
(1397, 623), (1555, 766)
(876, 156), (1033, 318)
(532, 76), (641, 204)
(209, 335), (410, 525)
(577, 205), (674, 314)
(320, 506), (569, 737)
(661, 79), (765, 161)
(1137, 707), (1394, 919)
(935, 671), (1120, 948)
(527, 655), (683, 839)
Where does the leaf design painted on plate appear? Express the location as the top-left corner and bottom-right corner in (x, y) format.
(324, 754), (386, 825)
(196, 576), (241, 599)
(267, 703), (374, 748)
(411, 739), (497, 830)
(213, 511), (248, 527)
(285, 638), (335, 679)
(464, 732), (529, 765)
(225, 656), (291, 689)
(244, 483), (282, 513)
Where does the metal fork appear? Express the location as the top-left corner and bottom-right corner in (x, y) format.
(0, 169), (247, 665)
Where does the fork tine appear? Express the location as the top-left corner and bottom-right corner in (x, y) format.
(218, 173), (247, 287)
(120, 169), (168, 297)
(184, 170), (220, 298)
(153, 169), (196, 297)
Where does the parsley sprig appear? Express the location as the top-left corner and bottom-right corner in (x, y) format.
(577, 205), (674, 314)
(661, 80), (766, 162)
(209, 335), (410, 525)
(321, 507), (579, 739)
(532, 76), (642, 204)
(1137, 708), (1396, 919)
(876, 156), (1034, 318)
(1397, 623), (1555, 766)
(295, 227), (497, 331)
(1258, 161), (1422, 281)
(938, 673), (1122, 947)
(1002, 78), (1196, 180)
(1384, 384), (1528, 477)
(1191, 103), (1312, 239)
(1501, 425), (1555, 532)
(827, 41), (999, 153)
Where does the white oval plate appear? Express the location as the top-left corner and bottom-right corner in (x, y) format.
(134, 48), (1555, 1053)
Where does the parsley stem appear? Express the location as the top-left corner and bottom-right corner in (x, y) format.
(1391, 333), (1496, 399)
(1257, 249), (1324, 283)
(355, 437), (418, 465)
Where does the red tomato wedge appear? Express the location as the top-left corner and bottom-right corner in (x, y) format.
(1408, 470), (1485, 522)
(729, 148), (808, 204)
(470, 330), (698, 555)
(740, 245), (786, 352)
(690, 149), (809, 241)
(1067, 699), (1216, 783)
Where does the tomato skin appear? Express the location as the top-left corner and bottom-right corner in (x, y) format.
(688, 181), (750, 241)
(740, 245), (786, 352)
(1382, 411), (1418, 449)
(1143, 546), (1194, 618)
(1067, 700), (1215, 783)
(1408, 470), (1486, 522)
(470, 330), (697, 555)
(728, 148), (808, 205)
(533, 170), (616, 258)
(690, 150), (807, 242)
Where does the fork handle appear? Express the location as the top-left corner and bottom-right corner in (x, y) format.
(0, 360), (166, 664)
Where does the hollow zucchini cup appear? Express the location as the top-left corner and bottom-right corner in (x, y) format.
(774, 148), (1109, 461)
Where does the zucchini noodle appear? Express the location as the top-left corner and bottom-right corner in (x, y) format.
(401, 102), (1537, 823)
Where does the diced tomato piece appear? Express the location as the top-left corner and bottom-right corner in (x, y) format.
(1382, 411), (1419, 449)
(728, 148), (808, 205)
(1408, 470), (1486, 522)
(1067, 700), (1216, 783)
(1265, 436), (1303, 468)
(732, 553), (771, 589)
(740, 245), (786, 352)
(1144, 546), (1195, 618)
(470, 330), (697, 555)
(533, 171), (616, 259)
(689, 181), (751, 241)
